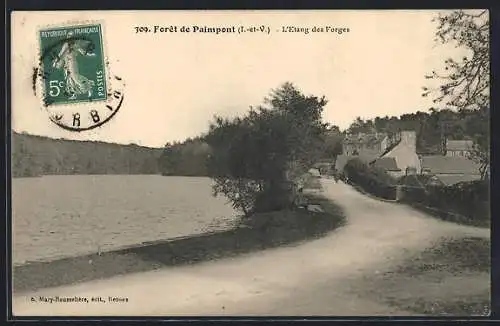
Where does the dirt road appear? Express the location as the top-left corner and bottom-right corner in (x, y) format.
(12, 179), (489, 316)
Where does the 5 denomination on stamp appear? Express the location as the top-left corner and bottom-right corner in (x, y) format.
(34, 23), (125, 131)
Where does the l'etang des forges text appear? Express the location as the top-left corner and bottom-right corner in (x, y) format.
(135, 25), (350, 35)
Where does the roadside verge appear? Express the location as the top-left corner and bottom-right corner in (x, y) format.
(14, 193), (345, 294)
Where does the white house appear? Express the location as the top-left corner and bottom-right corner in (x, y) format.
(378, 130), (421, 178)
(445, 140), (474, 157)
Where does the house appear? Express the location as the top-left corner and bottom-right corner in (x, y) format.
(445, 139), (474, 157)
(336, 130), (418, 177)
(334, 155), (350, 172)
(335, 128), (483, 187)
(342, 132), (395, 156)
(420, 155), (482, 186)
(378, 130), (421, 178)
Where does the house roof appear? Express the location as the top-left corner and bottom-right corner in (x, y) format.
(358, 148), (383, 159)
(344, 133), (387, 145)
(371, 157), (401, 171)
(420, 156), (481, 175)
(446, 140), (473, 151)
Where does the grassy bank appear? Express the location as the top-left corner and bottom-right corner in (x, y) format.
(345, 236), (490, 316)
(403, 201), (490, 229)
(14, 192), (345, 294)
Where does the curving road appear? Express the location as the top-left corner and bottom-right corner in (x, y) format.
(13, 178), (489, 316)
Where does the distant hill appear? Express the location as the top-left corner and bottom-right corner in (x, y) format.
(11, 132), (164, 177)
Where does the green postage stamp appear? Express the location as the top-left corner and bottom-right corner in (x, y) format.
(35, 22), (125, 131)
(39, 24), (107, 105)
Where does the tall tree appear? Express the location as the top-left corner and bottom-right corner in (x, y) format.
(422, 10), (490, 179)
(323, 128), (344, 159)
(422, 10), (489, 110)
(205, 83), (329, 216)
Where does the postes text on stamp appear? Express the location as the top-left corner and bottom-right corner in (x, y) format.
(34, 23), (125, 131)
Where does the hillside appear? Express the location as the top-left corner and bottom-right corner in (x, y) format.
(12, 132), (164, 177)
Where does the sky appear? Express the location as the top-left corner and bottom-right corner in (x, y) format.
(11, 10), (468, 148)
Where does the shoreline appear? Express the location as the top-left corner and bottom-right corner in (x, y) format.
(13, 192), (346, 294)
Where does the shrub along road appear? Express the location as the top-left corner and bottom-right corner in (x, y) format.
(13, 179), (490, 316)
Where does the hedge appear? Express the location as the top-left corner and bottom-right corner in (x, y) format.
(399, 175), (490, 227)
(343, 158), (397, 200)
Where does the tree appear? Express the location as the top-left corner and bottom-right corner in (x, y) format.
(323, 128), (344, 159)
(205, 82), (329, 216)
(422, 10), (489, 110)
(423, 10), (490, 178)
(158, 140), (211, 176)
(465, 106), (490, 180)
(348, 117), (368, 134)
(12, 132), (163, 177)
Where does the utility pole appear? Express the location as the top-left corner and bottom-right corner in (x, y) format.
(440, 121), (445, 155)
(440, 119), (451, 155)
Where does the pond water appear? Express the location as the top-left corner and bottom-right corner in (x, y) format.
(12, 175), (239, 265)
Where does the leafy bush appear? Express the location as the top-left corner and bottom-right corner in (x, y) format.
(210, 177), (262, 216)
(432, 180), (489, 224)
(398, 174), (432, 204)
(399, 176), (490, 226)
(205, 83), (329, 216)
(344, 158), (397, 200)
(159, 139), (212, 176)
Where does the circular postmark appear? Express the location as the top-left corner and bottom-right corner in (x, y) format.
(33, 23), (125, 131)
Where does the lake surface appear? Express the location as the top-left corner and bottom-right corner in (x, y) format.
(12, 175), (240, 265)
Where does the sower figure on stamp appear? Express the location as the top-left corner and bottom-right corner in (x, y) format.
(52, 31), (96, 100)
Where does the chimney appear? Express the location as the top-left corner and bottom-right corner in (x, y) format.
(401, 130), (416, 151)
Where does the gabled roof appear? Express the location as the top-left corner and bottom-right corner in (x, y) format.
(358, 148), (383, 159)
(446, 140), (474, 151)
(420, 156), (481, 175)
(371, 157), (401, 171)
(344, 133), (387, 145)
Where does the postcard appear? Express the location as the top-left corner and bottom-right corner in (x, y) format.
(10, 9), (490, 317)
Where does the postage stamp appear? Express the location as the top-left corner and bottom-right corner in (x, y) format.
(33, 22), (125, 131)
